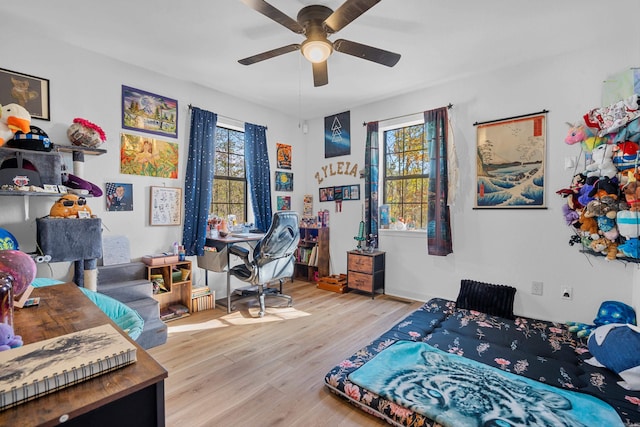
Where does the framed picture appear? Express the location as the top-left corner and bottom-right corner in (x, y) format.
(122, 85), (178, 138)
(275, 171), (293, 191)
(105, 182), (133, 212)
(276, 143), (291, 169)
(334, 186), (343, 201)
(277, 195), (291, 211)
(150, 186), (182, 226)
(342, 185), (351, 200)
(120, 133), (179, 178)
(324, 110), (351, 158)
(475, 111), (547, 208)
(349, 184), (360, 200)
(0, 68), (50, 120)
(319, 187), (334, 202)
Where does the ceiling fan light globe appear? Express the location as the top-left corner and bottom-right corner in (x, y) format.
(302, 40), (332, 63)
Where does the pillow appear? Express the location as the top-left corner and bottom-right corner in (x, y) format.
(587, 323), (640, 390)
(455, 279), (516, 319)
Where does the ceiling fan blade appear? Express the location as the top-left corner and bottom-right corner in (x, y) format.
(312, 61), (328, 87)
(323, 0), (381, 33)
(238, 44), (301, 65)
(333, 39), (400, 67)
(240, 0), (304, 34)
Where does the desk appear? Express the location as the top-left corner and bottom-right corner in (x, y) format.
(0, 283), (168, 427)
(204, 233), (263, 313)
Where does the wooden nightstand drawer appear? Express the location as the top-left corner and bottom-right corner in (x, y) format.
(348, 255), (373, 273)
(347, 271), (373, 292)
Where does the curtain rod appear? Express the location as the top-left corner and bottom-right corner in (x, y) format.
(188, 104), (267, 130)
(473, 109), (549, 126)
(362, 103), (453, 126)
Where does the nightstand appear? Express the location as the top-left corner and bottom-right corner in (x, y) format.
(347, 250), (385, 299)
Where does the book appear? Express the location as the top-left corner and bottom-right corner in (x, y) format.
(309, 245), (318, 267)
(0, 323), (137, 411)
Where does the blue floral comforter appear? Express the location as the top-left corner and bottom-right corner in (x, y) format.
(324, 298), (640, 426)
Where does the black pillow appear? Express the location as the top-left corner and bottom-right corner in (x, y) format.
(455, 279), (517, 319)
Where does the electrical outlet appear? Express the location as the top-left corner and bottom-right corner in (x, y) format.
(531, 281), (543, 296)
(561, 286), (573, 300)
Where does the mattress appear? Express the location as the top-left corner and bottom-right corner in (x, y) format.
(324, 298), (640, 426)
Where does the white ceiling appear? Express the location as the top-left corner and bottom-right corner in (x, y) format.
(4, 1), (626, 120)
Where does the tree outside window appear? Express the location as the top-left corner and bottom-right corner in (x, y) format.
(211, 126), (247, 222)
(383, 123), (429, 230)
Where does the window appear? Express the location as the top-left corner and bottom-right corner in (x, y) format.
(211, 126), (247, 222)
(382, 122), (429, 230)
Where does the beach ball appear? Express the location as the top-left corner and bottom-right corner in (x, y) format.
(0, 229), (18, 250)
(0, 250), (36, 296)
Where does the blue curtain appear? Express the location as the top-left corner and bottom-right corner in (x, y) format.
(364, 122), (379, 246)
(183, 107), (217, 256)
(424, 107), (453, 256)
(245, 123), (272, 232)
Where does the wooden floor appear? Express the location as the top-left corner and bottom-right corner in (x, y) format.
(148, 279), (423, 427)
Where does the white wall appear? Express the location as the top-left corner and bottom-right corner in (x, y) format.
(303, 35), (640, 324)
(0, 31), (306, 300)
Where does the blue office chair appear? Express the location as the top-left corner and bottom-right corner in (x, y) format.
(229, 211), (300, 317)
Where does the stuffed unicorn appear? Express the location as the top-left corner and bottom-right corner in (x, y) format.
(565, 122), (607, 153)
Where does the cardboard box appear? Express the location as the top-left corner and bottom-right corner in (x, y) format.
(142, 254), (179, 266)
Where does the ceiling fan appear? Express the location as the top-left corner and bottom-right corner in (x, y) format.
(238, 0), (401, 87)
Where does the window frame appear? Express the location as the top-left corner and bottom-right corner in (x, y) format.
(379, 115), (429, 231)
(211, 124), (248, 222)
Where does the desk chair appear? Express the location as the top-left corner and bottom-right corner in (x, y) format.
(229, 211), (300, 317)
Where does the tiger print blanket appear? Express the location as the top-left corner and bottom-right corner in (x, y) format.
(348, 341), (623, 427)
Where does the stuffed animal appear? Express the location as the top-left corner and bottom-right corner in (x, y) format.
(578, 177), (598, 207)
(49, 194), (92, 218)
(590, 237), (619, 260)
(585, 195), (627, 220)
(624, 181), (640, 212)
(579, 210), (600, 240)
(567, 300), (637, 338)
(611, 116), (640, 144)
(618, 238), (640, 259)
(585, 144), (619, 179)
(618, 210), (640, 239)
(583, 94), (640, 137)
(612, 140), (640, 171)
(564, 122), (607, 153)
(561, 203), (581, 228)
(0, 103), (31, 146)
(0, 323), (22, 351)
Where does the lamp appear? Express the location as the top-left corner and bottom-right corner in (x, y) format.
(301, 39), (332, 63)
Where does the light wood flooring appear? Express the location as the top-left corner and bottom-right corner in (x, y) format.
(148, 279), (423, 427)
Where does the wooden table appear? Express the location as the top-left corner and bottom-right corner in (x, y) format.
(0, 283), (168, 427)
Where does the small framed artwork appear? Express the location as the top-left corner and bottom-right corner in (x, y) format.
(319, 187), (334, 202)
(275, 171), (293, 191)
(276, 143), (292, 169)
(277, 195), (291, 211)
(122, 85), (178, 138)
(342, 186), (351, 200)
(0, 68), (50, 120)
(334, 186), (343, 201)
(349, 184), (360, 200)
(106, 182), (133, 212)
(150, 186), (182, 226)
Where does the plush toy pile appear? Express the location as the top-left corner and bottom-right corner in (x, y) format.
(558, 94), (640, 260)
